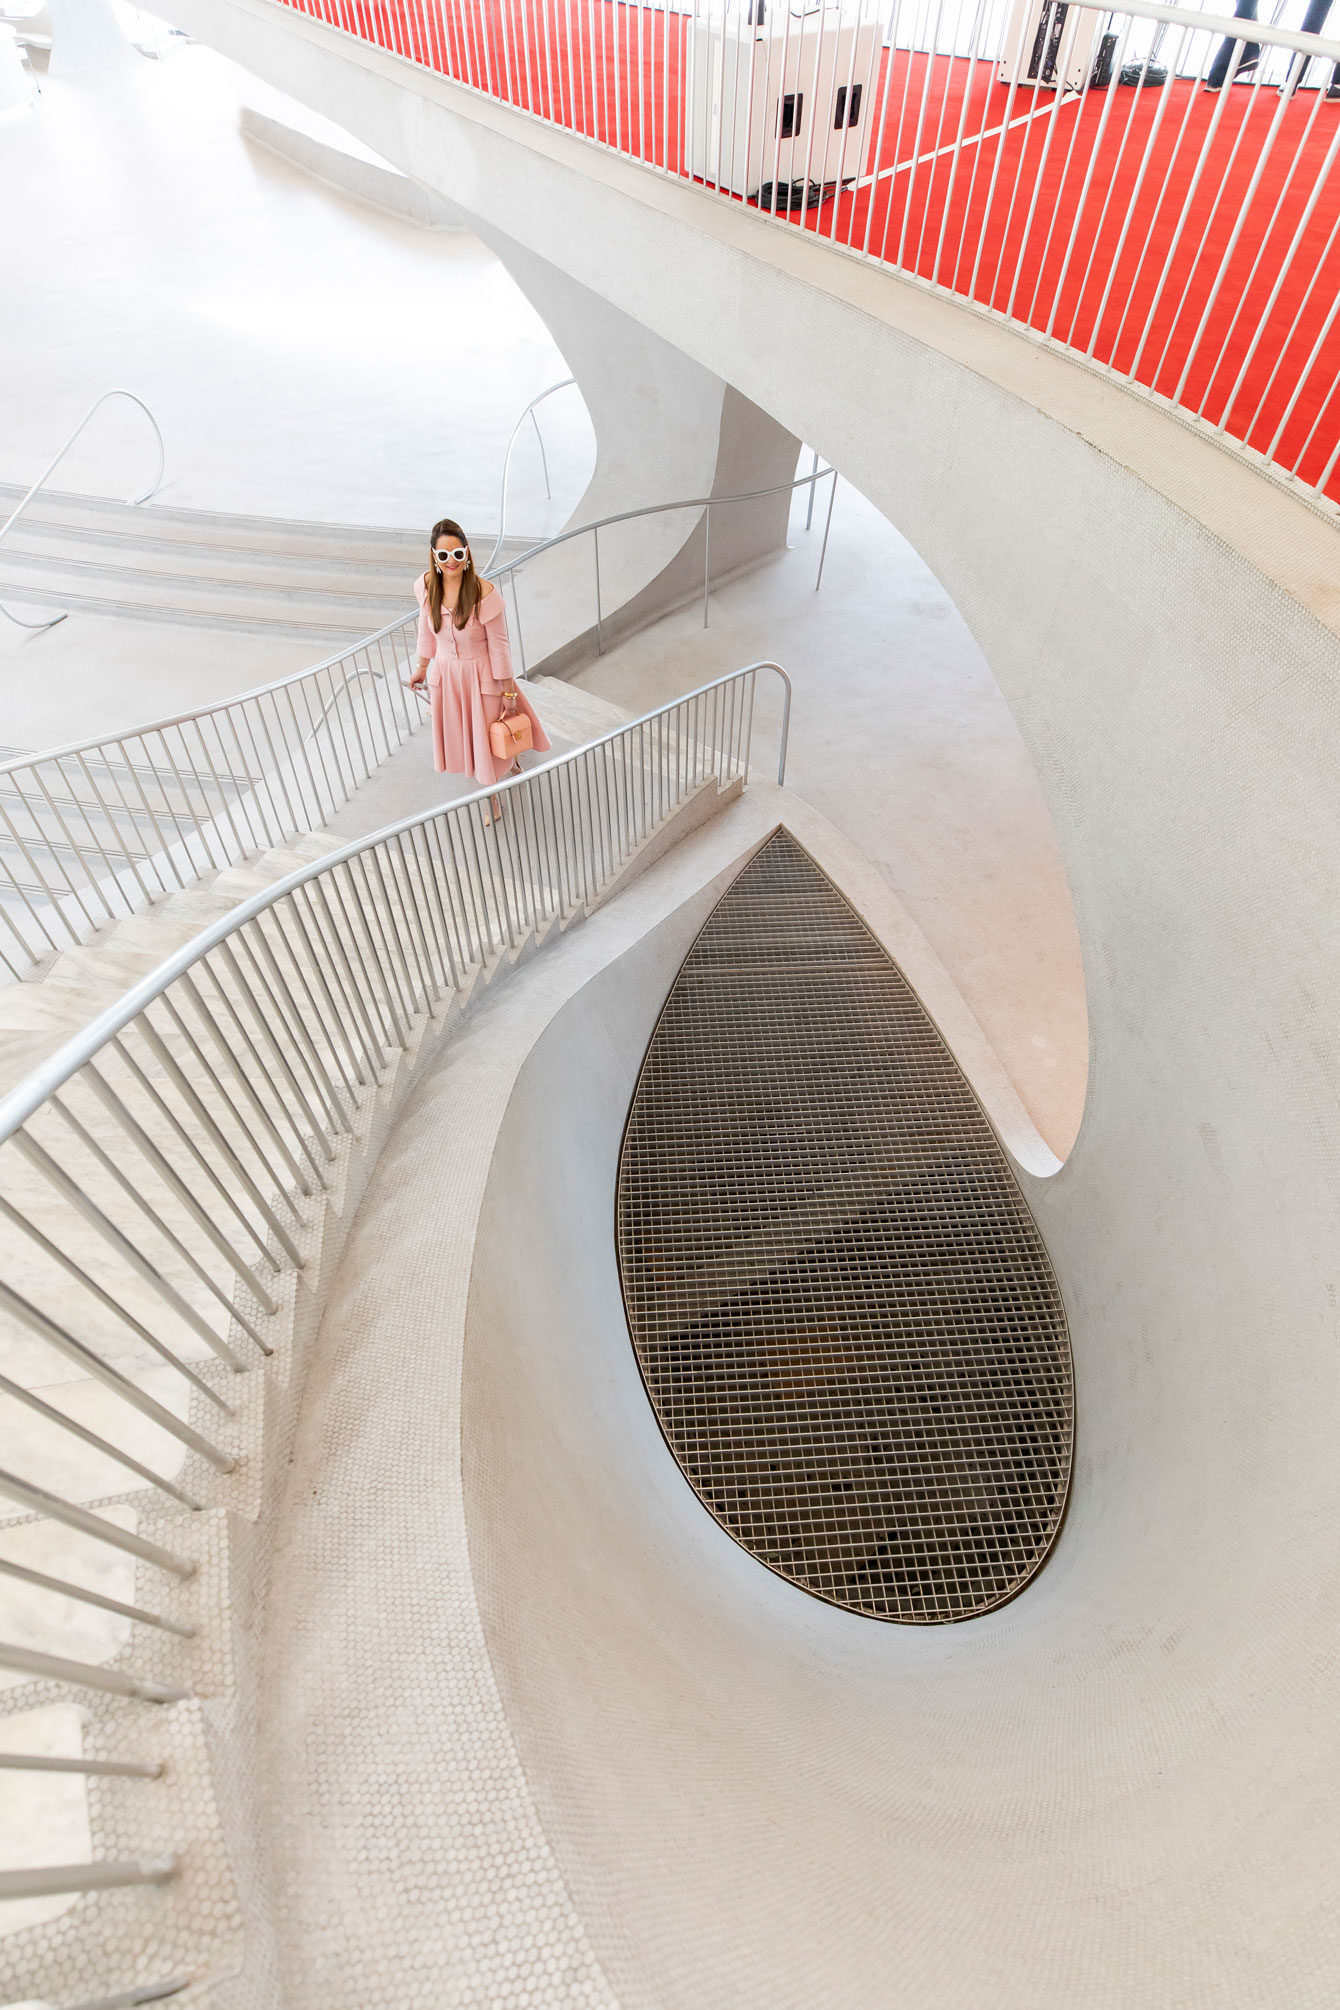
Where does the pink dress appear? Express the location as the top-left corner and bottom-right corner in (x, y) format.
(414, 576), (551, 787)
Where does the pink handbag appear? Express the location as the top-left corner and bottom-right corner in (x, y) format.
(489, 698), (533, 763)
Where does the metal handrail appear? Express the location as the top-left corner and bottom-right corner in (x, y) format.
(489, 462), (835, 589)
(0, 613), (423, 979)
(0, 390), (166, 632)
(487, 460), (837, 666)
(0, 464), (822, 778)
(484, 376), (578, 569)
(0, 468), (821, 975)
(1022, 0), (1340, 61)
(0, 659), (790, 1144)
(0, 609), (414, 777)
(0, 659), (781, 1968)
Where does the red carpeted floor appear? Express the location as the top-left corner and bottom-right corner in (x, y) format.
(281, 0), (1340, 501)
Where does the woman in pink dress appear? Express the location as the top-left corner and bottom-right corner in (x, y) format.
(409, 517), (550, 804)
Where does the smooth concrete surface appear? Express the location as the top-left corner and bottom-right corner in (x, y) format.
(569, 477), (1088, 1159)
(0, 46), (594, 530)
(317, 672), (632, 838)
(0, 613), (318, 755)
(462, 797), (1337, 2010)
(173, 0), (1340, 636)
(239, 104), (461, 227)
(147, 0), (1340, 1189)
(135, 10), (1340, 2002)
(254, 784), (1055, 2010)
(441, 217), (801, 671)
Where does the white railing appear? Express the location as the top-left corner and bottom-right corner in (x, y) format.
(0, 614), (422, 980)
(0, 461), (825, 976)
(268, 0), (1340, 511)
(0, 390), (166, 632)
(0, 663), (784, 1947)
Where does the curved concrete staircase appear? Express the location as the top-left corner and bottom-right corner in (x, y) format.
(0, 667), (753, 2006)
(0, 486), (535, 643)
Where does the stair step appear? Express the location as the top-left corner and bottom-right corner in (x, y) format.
(0, 483), (427, 558)
(0, 554), (409, 624)
(0, 483), (541, 564)
(0, 583), (390, 643)
(1, 520), (423, 587)
(527, 674), (631, 741)
(0, 761), (738, 2000)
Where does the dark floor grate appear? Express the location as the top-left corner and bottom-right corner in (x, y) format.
(615, 830), (1073, 1623)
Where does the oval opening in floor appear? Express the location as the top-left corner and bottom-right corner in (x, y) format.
(615, 828), (1074, 1623)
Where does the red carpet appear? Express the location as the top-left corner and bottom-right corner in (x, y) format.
(277, 0), (1340, 504)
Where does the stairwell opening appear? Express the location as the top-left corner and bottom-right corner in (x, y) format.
(615, 829), (1074, 1623)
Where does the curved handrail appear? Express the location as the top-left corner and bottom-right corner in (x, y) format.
(0, 457), (818, 974)
(487, 459), (836, 667)
(0, 610), (415, 776)
(0, 390), (166, 633)
(1054, 0), (1340, 63)
(0, 466), (827, 779)
(0, 660), (792, 1143)
(0, 464), (824, 779)
(0, 656), (782, 1930)
(484, 376), (578, 570)
(488, 461), (834, 587)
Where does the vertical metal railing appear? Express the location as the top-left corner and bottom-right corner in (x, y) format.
(486, 459), (836, 670)
(0, 668), (784, 1925)
(269, 0), (1340, 512)
(0, 466), (825, 974)
(0, 615), (422, 980)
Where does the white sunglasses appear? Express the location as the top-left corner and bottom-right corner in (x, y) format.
(434, 546), (469, 564)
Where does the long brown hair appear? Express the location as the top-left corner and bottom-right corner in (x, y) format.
(424, 518), (483, 633)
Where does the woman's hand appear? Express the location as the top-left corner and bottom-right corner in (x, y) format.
(502, 687), (518, 711)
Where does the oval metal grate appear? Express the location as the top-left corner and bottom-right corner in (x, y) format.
(615, 830), (1073, 1623)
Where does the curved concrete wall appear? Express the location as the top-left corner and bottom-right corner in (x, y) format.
(445, 220), (800, 671)
(465, 816), (1340, 2008)
(145, 6), (1340, 1997)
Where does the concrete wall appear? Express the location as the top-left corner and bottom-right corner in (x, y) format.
(464, 803), (1340, 2008)
(144, 6), (1340, 2000)
(239, 105), (463, 226)
(219, 4), (806, 671)
(443, 221), (800, 671)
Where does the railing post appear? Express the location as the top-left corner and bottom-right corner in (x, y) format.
(703, 504), (711, 628)
(510, 572), (527, 678)
(593, 523), (603, 653)
(816, 470), (837, 593)
(805, 448), (819, 533)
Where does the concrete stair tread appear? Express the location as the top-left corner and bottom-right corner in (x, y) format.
(0, 557), (409, 621)
(44, 942), (175, 988)
(528, 675), (632, 740)
(0, 980), (114, 1031)
(0, 755), (741, 1999)
(0, 586), (394, 643)
(0, 483), (540, 562)
(0, 482), (429, 555)
(0, 523), (423, 586)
